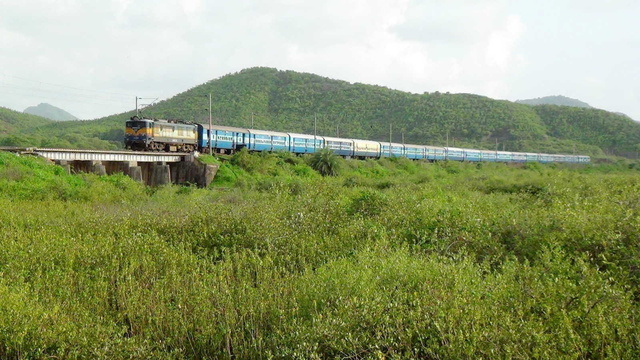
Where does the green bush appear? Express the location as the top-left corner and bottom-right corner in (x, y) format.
(307, 148), (341, 176)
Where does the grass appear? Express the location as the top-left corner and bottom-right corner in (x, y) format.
(0, 151), (639, 358)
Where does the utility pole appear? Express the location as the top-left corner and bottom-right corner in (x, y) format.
(136, 96), (159, 116)
(208, 93), (212, 155)
(445, 130), (449, 160)
(314, 114), (317, 151)
(251, 113), (254, 129)
(389, 123), (392, 156)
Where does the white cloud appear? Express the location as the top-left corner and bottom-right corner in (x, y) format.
(484, 15), (525, 71)
(0, 0), (638, 120)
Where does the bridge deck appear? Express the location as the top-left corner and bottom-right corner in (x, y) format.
(0, 147), (189, 162)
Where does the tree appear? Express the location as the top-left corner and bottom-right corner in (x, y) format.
(308, 148), (340, 176)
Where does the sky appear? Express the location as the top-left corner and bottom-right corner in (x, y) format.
(0, 0), (638, 120)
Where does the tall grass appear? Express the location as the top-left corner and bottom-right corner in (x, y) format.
(0, 151), (638, 358)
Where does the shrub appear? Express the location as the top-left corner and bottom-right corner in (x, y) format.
(346, 189), (389, 217)
(308, 148), (340, 176)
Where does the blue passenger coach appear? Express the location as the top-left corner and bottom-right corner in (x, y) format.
(248, 130), (289, 152)
(405, 145), (426, 160)
(445, 147), (465, 161)
(381, 143), (405, 158)
(289, 133), (321, 154)
(463, 149), (482, 162)
(197, 125), (249, 154)
(426, 146), (446, 161)
(525, 153), (539, 162)
(496, 151), (514, 162)
(512, 152), (527, 163)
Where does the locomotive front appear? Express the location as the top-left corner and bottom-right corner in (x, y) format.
(125, 116), (154, 151)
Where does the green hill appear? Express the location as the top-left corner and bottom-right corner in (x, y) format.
(516, 95), (592, 108)
(0, 106), (55, 146)
(0, 106), (53, 133)
(23, 103), (78, 121)
(4, 67), (640, 158)
(0, 106), (115, 149)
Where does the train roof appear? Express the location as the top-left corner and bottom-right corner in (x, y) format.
(287, 132), (319, 140)
(200, 124), (249, 132)
(352, 139), (380, 144)
(248, 129), (289, 137)
(323, 136), (353, 143)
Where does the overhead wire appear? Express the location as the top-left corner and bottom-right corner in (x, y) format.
(1, 74), (135, 98)
(0, 74), (148, 111)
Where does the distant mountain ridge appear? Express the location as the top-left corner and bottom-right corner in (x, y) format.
(23, 103), (78, 121)
(516, 95), (592, 108)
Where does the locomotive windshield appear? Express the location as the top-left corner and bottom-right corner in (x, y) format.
(126, 120), (149, 130)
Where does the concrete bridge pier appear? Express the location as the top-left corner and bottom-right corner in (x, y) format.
(117, 161), (143, 184)
(151, 162), (172, 186)
(128, 166), (143, 184)
(91, 161), (107, 176)
(169, 161), (219, 187)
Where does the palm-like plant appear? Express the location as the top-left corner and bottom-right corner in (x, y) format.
(309, 148), (340, 176)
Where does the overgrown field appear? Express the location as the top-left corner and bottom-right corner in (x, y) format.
(1, 151), (639, 359)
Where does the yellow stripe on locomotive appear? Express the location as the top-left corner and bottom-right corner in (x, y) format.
(125, 126), (151, 136)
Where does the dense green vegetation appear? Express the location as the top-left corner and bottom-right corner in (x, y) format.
(0, 106), (115, 150)
(534, 105), (640, 158)
(1, 151), (639, 358)
(0, 107), (52, 135)
(2, 68), (638, 159)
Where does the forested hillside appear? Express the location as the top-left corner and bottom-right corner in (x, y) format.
(0, 107), (117, 149)
(0, 106), (52, 135)
(3, 67), (639, 158)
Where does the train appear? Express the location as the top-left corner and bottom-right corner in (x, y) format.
(124, 116), (591, 164)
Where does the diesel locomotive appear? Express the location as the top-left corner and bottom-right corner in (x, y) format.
(125, 116), (197, 152)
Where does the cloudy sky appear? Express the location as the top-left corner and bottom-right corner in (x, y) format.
(1, 0), (638, 120)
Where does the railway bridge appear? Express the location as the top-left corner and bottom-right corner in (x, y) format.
(0, 147), (218, 187)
